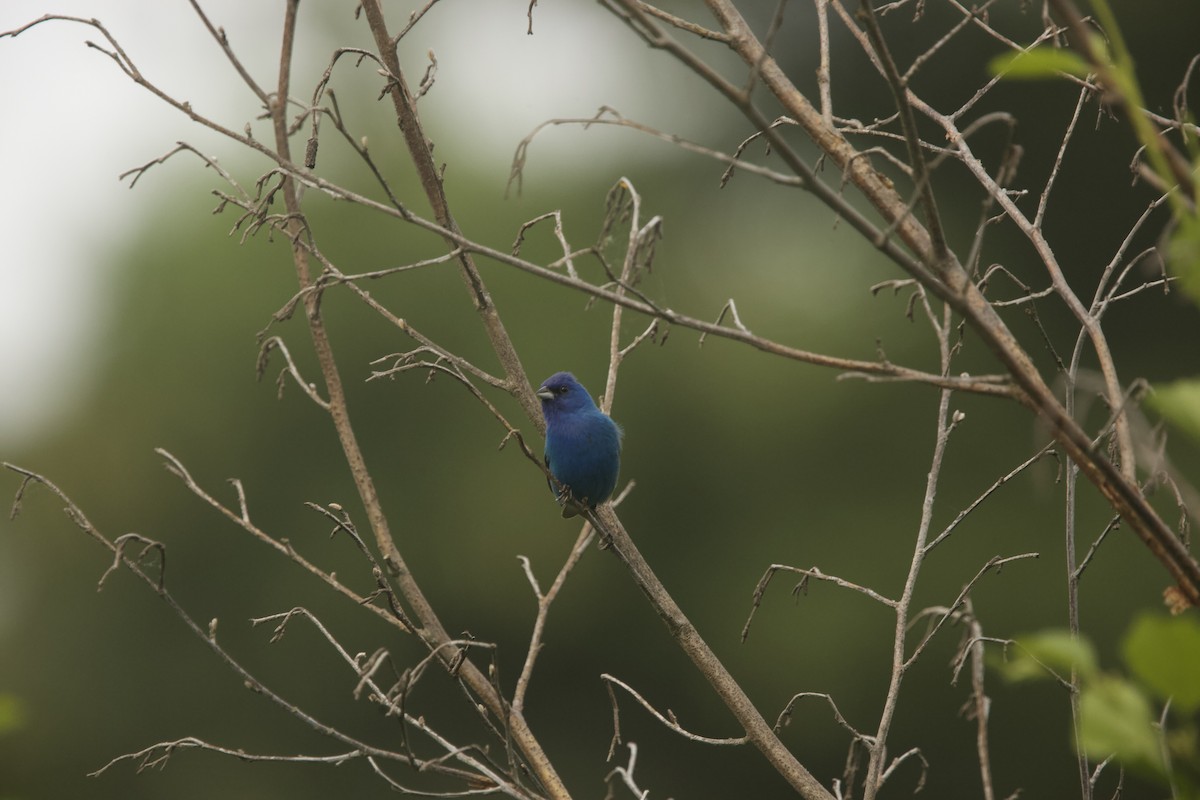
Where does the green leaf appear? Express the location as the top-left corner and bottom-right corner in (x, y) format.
(0, 694), (24, 735)
(992, 630), (1099, 682)
(1147, 379), (1200, 445)
(1123, 614), (1200, 712)
(1167, 217), (1200, 307)
(1079, 676), (1164, 777)
(989, 47), (1091, 80)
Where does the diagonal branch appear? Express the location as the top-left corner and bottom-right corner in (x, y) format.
(856, 0), (950, 268)
(603, 0), (1200, 607)
(359, 0), (540, 424)
(355, 3), (567, 796)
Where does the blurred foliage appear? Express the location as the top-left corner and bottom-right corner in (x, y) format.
(990, 629), (1100, 682)
(992, 1), (1200, 458)
(3, 2), (1200, 800)
(995, 615), (1200, 796)
(1125, 614), (1200, 711)
(990, 46), (1091, 81)
(1151, 379), (1200, 445)
(989, 3), (1200, 306)
(0, 695), (23, 736)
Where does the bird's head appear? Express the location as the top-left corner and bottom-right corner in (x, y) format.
(536, 372), (599, 417)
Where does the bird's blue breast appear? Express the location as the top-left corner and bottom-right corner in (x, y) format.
(544, 408), (621, 509)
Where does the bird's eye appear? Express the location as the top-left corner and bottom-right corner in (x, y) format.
(557, 386), (568, 394)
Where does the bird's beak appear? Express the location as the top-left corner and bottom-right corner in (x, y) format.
(536, 387), (553, 401)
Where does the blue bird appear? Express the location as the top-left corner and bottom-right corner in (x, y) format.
(537, 372), (622, 518)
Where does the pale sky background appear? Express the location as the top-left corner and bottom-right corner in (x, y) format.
(0, 1), (682, 450)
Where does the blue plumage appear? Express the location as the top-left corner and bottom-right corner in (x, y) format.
(536, 372), (622, 517)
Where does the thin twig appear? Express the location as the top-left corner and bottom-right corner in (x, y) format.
(601, 674), (750, 746)
(511, 523), (595, 715)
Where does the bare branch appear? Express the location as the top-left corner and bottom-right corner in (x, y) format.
(774, 692), (870, 743)
(90, 737), (363, 776)
(512, 524), (595, 715)
(907, 553), (1041, 669)
(925, 444), (1059, 554)
(603, 742), (653, 800)
(601, 674), (750, 746)
(742, 564), (897, 643)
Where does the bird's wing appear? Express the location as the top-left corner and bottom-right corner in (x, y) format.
(544, 451), (560, 497)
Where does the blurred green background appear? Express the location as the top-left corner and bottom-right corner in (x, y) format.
(2, 1), (1199, 798)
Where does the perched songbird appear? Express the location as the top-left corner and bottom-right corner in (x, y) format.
(537, 372), (622, 517)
